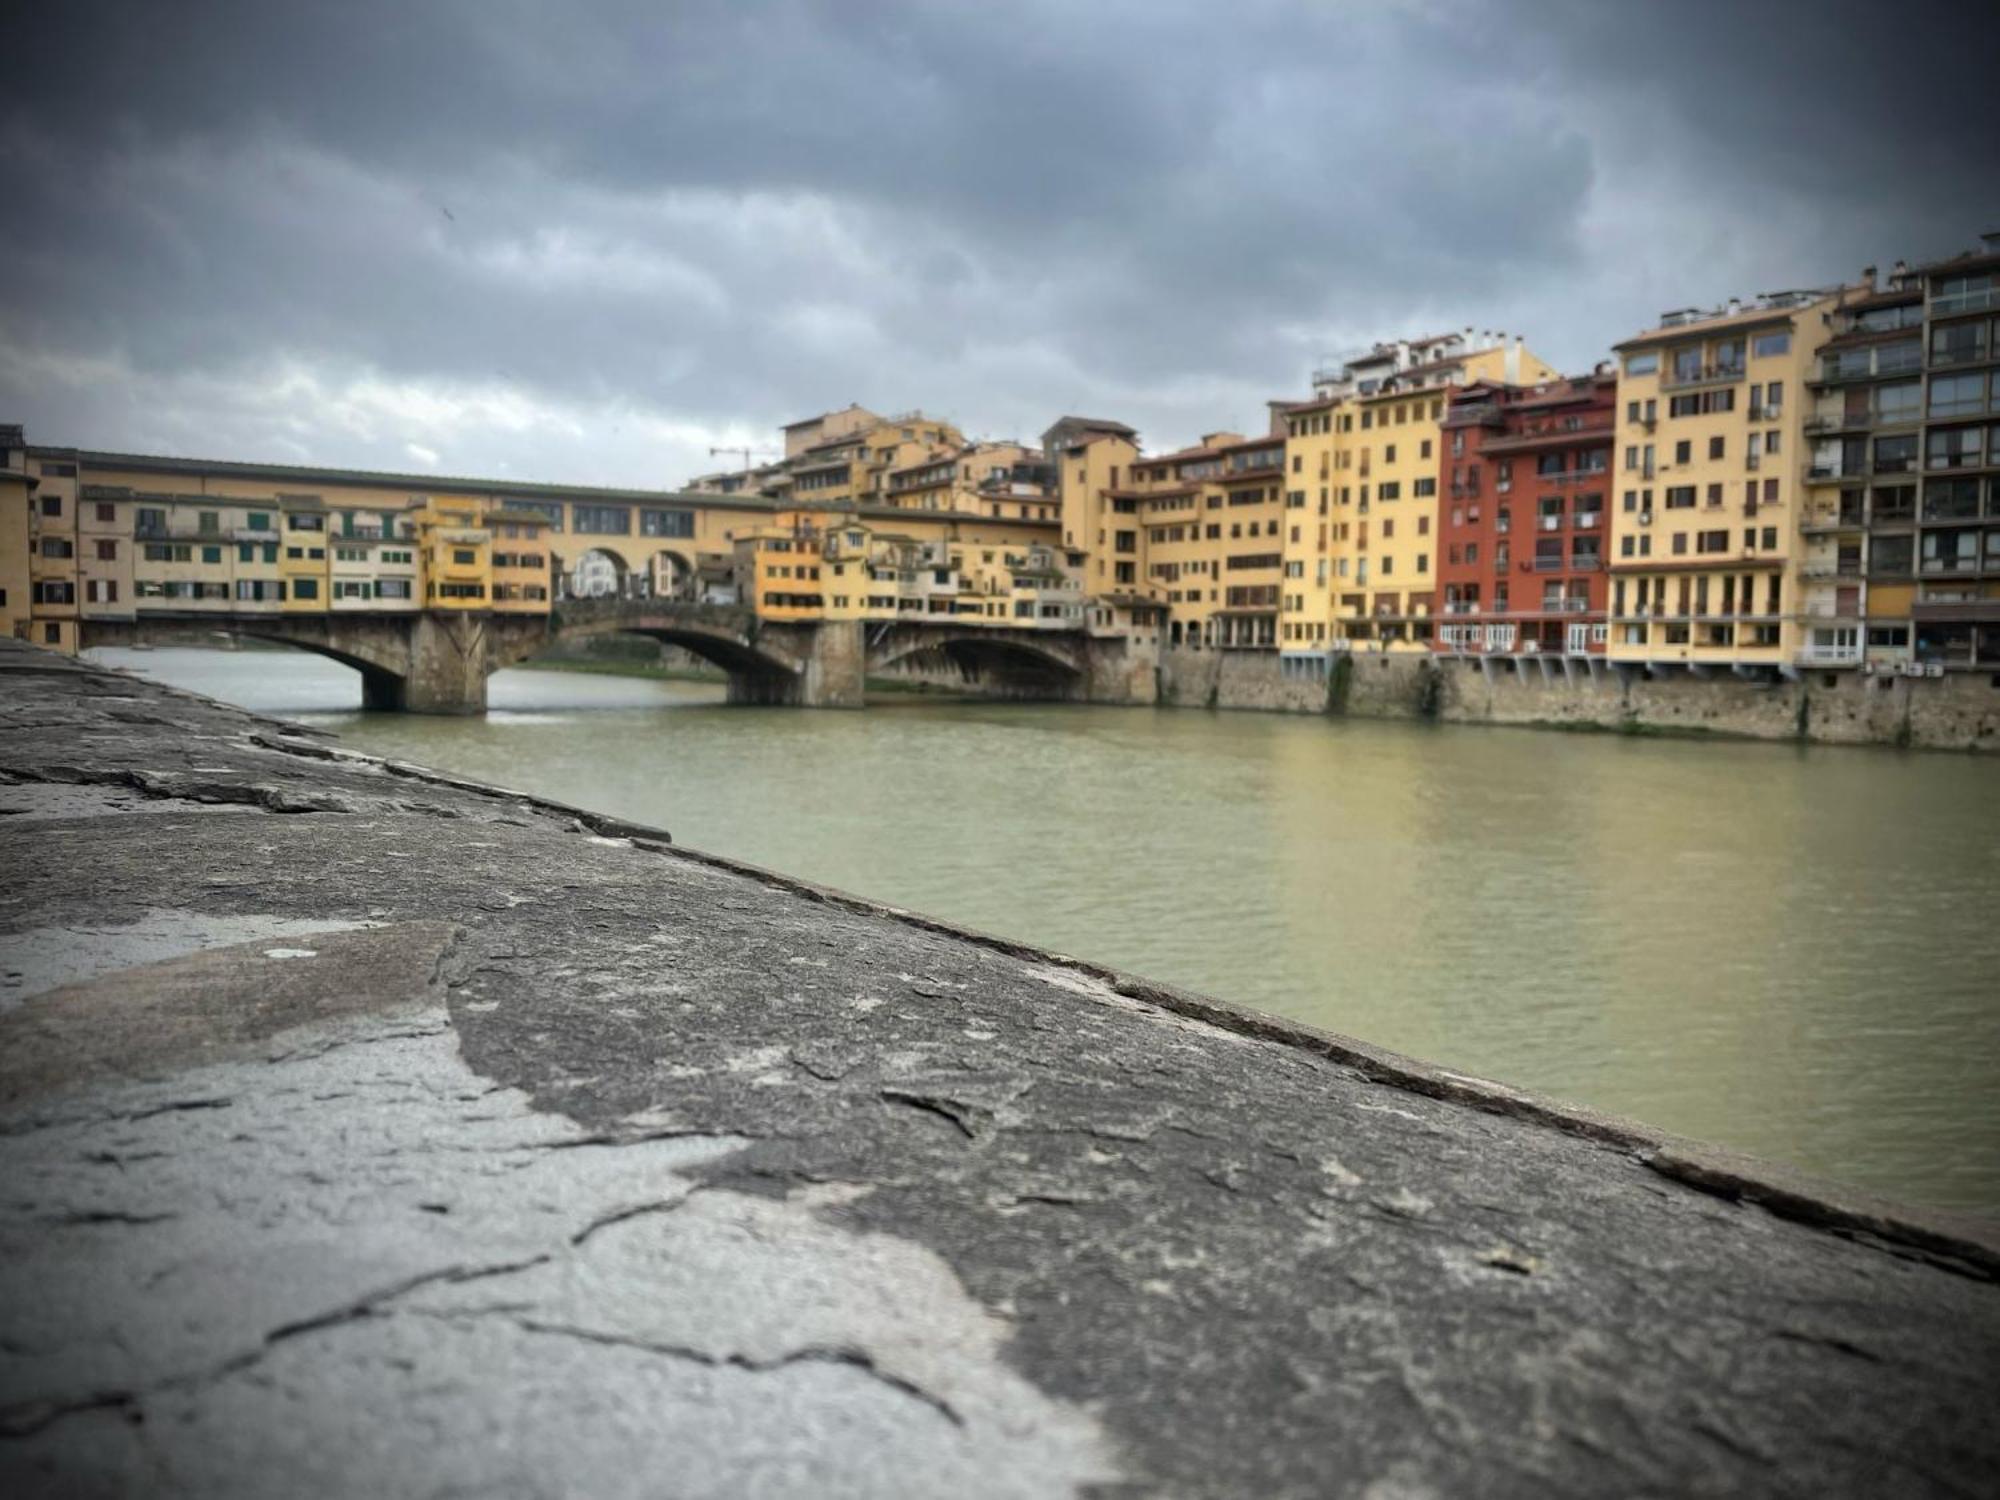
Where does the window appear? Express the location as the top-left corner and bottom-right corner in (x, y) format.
(1625, 352), (1658, 377)
(1929, 373), (1990, 418)
(573, 504), (632, 535)
(40, 537), (73, 558)
(1708, 436), (1724, 459)
(201, 545), (222, 564)
(1665, 485), (1696, 509)
(640, 508), (694, 538)
(1674, 441), (1691, 464)
(1751, 331), (1790, 358)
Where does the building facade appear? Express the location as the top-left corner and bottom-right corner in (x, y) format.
(1607, 290), (1843, 673)
(1434, 372), (1616, 660)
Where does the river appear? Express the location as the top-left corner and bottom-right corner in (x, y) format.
(87, 646), (2000, 1216)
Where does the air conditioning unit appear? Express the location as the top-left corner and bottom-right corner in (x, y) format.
(1638, 511), (1653, 526)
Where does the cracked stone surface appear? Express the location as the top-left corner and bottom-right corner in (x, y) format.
(1, 638), (1998, 1499)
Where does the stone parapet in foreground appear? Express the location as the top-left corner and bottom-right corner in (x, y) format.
(0, 638), (1996, 1498)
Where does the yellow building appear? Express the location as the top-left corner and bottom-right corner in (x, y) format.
(780, 410), (968, 508)
(1055, 334), (1556, 664)
(1056, 426), (1141, 596)
(78, 486), (135, 621)
(0, 429), (37, 645)
(1607, 289), (1846, 672)
(488, 508), (552, 613)
(25, 448), (81, 652)
(733, 511), (826, 621)
(278, 496), (332, 612)
(1278, 333), (1558, 660)
(413, 499), (492, 609)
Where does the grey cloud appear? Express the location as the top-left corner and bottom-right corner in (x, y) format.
(1, 0), (1990, 482)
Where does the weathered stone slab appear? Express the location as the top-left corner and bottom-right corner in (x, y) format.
(0, 638), (1996, 1498)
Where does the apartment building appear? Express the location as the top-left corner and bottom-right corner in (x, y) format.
(1911, 237), (2000, 668)
(1055, 424), (1141, 593)
(1434, 372), (1616, 660)
(1273, 333), (1560, 673)
(78, 485), (135, 621)
(25, 447), (81, 651)
(881, 440), (1057, 521)
(778, 410), (968, 507)
(733, 511), (827, 621)
(1607, 288), (1843, 672)
(0, 429), (36, 645)
(132, 492), (285, 615)
(329, 504), (419, 611)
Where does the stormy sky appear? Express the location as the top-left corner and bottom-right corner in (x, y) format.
(2, 0), (1992, 488)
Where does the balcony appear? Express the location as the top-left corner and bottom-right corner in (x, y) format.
(1799, 507), (1866, 534)
(1929, 341), (1993, 368)
(1933, 287), (1998, 317)
(1662, 363), (1745, 392)
(1477, 417), (1616, 454)
(1797, 643), (1864, 667)
(1575, 511), (1602, 530)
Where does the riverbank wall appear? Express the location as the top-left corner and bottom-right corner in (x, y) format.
(1152, 647), (2000, 750)
(5, 638), (1998, 1495)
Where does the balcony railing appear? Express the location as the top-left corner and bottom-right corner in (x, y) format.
(1933, 288), (1998, 316)
(1662, 363), (1745, 391)
(1929, 342), (1993, 367)
(1797, 644), (1864, 666)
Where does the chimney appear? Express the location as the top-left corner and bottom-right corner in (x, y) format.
(1726, 297), (1742, 315)
(1892, 259), (1908, 280)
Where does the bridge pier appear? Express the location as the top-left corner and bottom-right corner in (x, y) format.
(396, 613), (492, 715)
(725, 619), (863, 707)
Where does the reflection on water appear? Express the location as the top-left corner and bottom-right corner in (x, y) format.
(89, 647), (2000, 1214)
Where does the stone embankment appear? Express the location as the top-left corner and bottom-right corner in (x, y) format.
(1, 638), (1997, 1498)
(1155, 647), (2000, 750)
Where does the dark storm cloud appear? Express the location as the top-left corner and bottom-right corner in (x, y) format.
(1, 0), (1991, 483)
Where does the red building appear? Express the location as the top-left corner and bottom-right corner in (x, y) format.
(1434, 371), (1616, 659)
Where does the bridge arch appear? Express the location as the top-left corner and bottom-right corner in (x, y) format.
(563, 548), (634, 601)
(869, 629), (1084, 698)
(644, 548), (696, 601)
(544, 601), (814, 704)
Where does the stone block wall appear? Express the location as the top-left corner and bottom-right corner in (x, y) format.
(1152, 644), (2000, 751)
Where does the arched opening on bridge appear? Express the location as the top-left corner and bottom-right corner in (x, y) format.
(561, 548), (636, 602)
(217, 628), (411, 710)
(645, 549), (696, 602)
(872, 637), (1082, 702)
(83, 622), (411, 712)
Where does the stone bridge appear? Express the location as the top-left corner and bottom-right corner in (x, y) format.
(83, 602), (1157, 713)
(82, 611), (551, 715)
